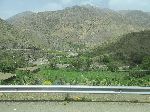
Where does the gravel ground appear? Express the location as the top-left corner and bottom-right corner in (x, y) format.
(1, 93), (150, 103)
(0, 102), (150, 112)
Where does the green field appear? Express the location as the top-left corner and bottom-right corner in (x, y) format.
(2, 67), (149, 86)
(37, 68), (150, 86)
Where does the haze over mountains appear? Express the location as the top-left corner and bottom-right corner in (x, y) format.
(0, 5), (150, 50)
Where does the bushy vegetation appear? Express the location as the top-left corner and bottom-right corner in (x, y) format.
(0, 51), (27, 73)
(141, 56), (150, 70)
(1, 70), (40, 85)
(89, 30), (150, 68)
(2, 67), (149, 86)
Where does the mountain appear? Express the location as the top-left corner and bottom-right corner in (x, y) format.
(0, 18), (23, 49)
(7, 6), (148, 51)
(119, 10), (150, 28)
(0, 17), (44, 50)
(91, 30), (150, 65)
(7, 11), (34, 21)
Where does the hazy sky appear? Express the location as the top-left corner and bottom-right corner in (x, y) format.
(0, 0), (150, 19)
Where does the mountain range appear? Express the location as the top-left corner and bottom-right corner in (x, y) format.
(0, 5), (150, 51)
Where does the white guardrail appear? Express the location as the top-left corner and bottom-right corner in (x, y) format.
(0, 86), (150, 95)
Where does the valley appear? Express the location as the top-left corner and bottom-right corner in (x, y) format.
(0, 5), (150, 86)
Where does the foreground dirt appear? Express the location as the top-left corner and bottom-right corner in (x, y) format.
(0, 102), (149, 112)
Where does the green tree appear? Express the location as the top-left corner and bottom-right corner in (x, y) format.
(107, 63), (119, 72)
(141, 56), (150, 70)
(0, 52), (27, 73)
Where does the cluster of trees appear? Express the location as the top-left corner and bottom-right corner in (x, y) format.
(0, 51), (27, 73)
(48, 55), (92, 71)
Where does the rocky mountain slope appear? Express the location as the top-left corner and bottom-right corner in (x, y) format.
(0, 18), (23, 49)
(119, 10), (150, 28)
(0, 5), (149, 51)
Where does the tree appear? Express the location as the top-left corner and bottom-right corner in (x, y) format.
(0, 52), (27, 73)
(107, 63), (119, 72)
(141, 56), (150, 70)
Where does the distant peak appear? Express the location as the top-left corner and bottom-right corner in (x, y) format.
(82, 4), (99, 8)
(7, 11), (34, 20)
(65, 5), (82, 9)
(119, 10), (145, 14)
(18, 11), (34, 16)
(64, 5), (100, 11)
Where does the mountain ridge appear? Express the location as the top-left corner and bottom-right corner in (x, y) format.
(1, 5), (150, 50)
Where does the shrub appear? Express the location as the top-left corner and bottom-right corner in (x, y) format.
(107, 63), (119, 72)
(0, 52), (27, 73)
(141, 56), (150, 70)
(128, 67), (148, 78)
